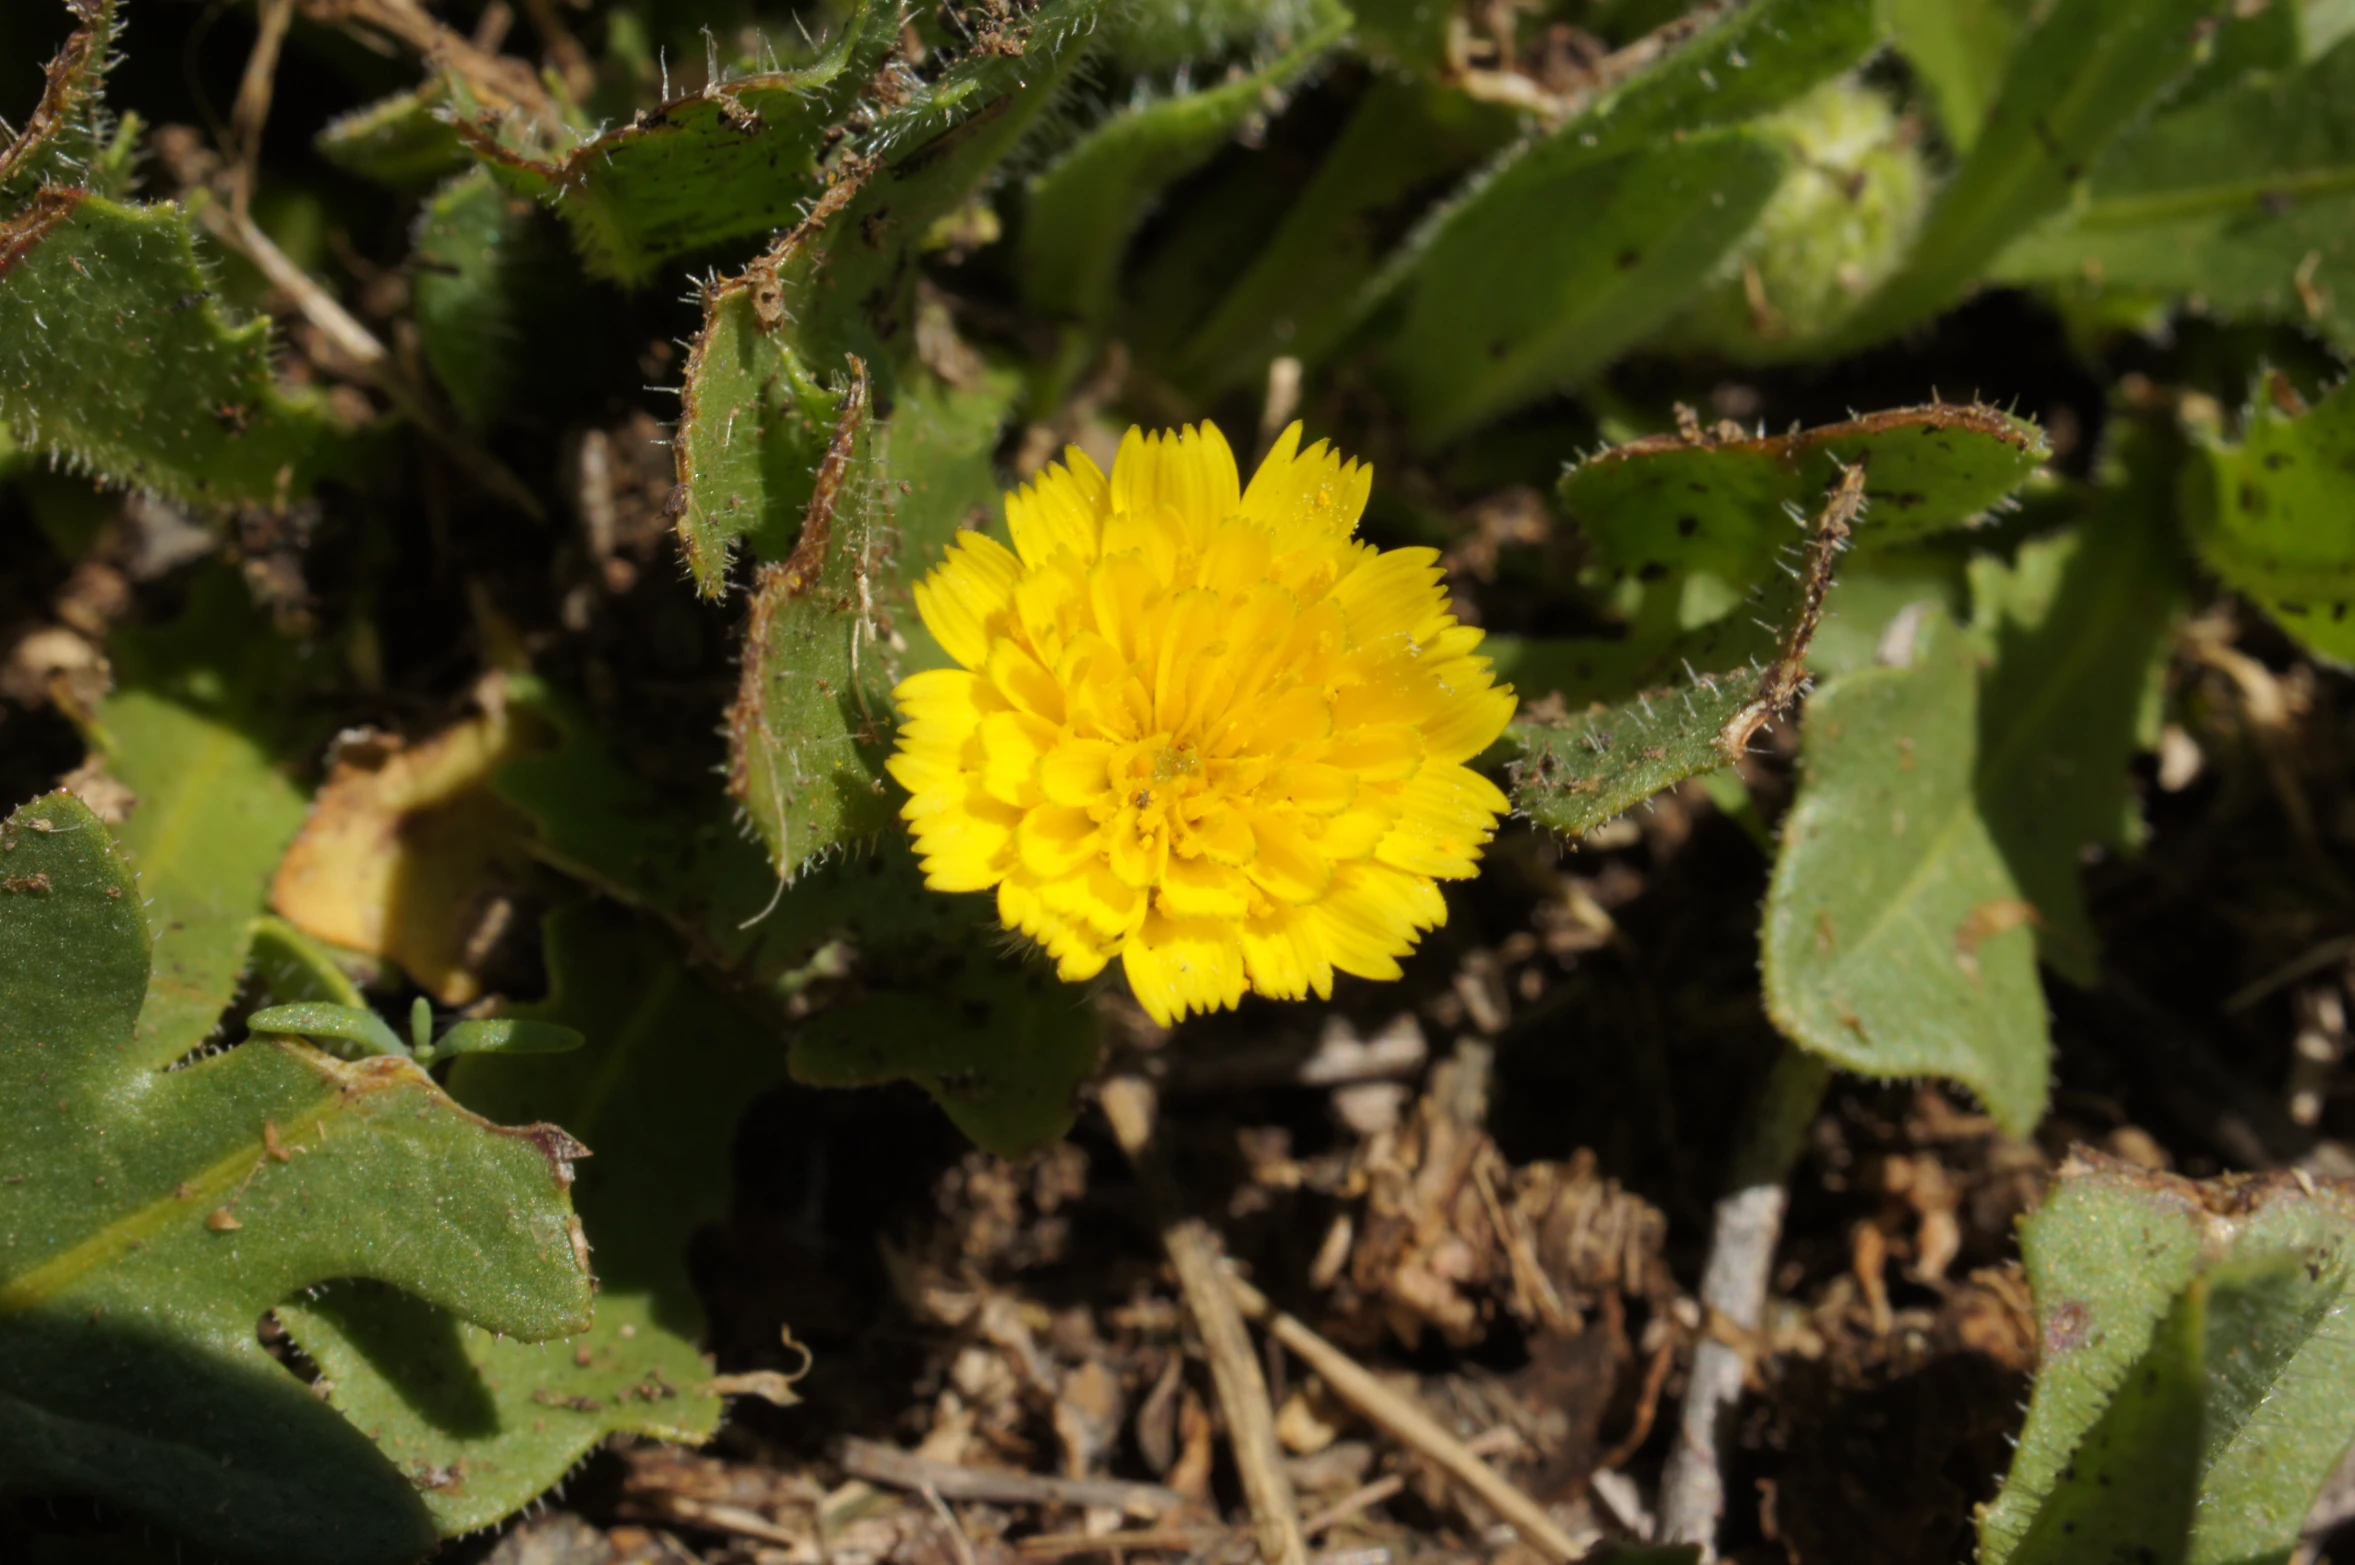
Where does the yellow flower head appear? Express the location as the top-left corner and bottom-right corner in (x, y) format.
(886, 422), (1517, 1026)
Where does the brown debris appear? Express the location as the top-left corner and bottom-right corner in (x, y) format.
(1327, 1043), (1671, 1350)
(268, 690), (552, 1003)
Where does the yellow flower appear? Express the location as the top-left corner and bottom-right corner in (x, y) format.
(886, 422), (1517, 1026)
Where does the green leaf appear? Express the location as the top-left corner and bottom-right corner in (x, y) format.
(491, 677), (1092, 1152)
(1504, 670), (1761, 838)
(1560, 402), (2049, 591)
(1379, 132), (1789, 444)
(315, 81), (468, 190)
(1346, 0), (1884, 438)
(1104, 0), (1332, 71)
(81, 569), (315, 1060)
(248, 1002), (410, 1060)
(454, 2), (896, 287)
(423, 1017), (584, 1062)
(410, 169), (532, 429)
(0, 191), (349, 505)
(722, 370), (900, 878)
(1761, 609), (2050, 1133)
(1835, 0), (2227, 347)
(1880, 0), (2035, 152)
(247, 915), (368, 1008)
(2182, 374), (2355, 662)
(794, 945), (1102, 1159)
(1572, 0), (1888, 154)
(1652, 79), (1934, 363)
(0, 0), (119, 201)
(1804, 542), (1972, 679)
(1969, 450), (2182, 983)
(1172, 76), (1519, 395)
(673, 287), (849, 591)
(276, 904), (788, 1538)
(1988, 36), (2355, 346)
(0, 793), (594, 1565)
(493, 676), (921, 982)
(770, 0), (1110, 372)
(1018, 4), (1349, 332)
(885, 363), (1025, 670)
(1983, 1152), (2355, 1565)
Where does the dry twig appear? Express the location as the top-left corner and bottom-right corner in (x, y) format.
(1656, 1047), (1831, 1556)
(1016, 1528), (1231, 1557)
(1222, 1273), (1587, 1563)
(193, 199), (547, 520)
(228, 0), (296, 217)
(1101, 1075), (1311, 1565)
(299, 0), (559, 122)
(837, 1438), (1187, 1519)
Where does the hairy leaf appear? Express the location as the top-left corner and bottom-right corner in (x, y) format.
(782, 0), (1111, 370)
(723, 368), (899, 877)
(493, 679), (1093, 1153)
(1561, 402), (2048, 589)
(455, 2), (896, 286)
(1172, 75), (1517, 394)
(1504, 670), (1760, 838)
(1989, 36), (2355, 346)
(278, 904), (787, 1537)
(0, 793), (593, 1565)
(1365, 0), (1881, 440)
(1835, 0), (2226, 346)
(0, 191), (348, 504)
(1019, 4), (1348, 332)
(1380, 132), (1787, 444)
(316, 81), (468, 190)
(794, 944), (1103, 1159)
(673, 286), (848, 591)
(1983, 1152), (2355, 1565)
(79, 569), (314, 1058)
(1762, 610), (2049, 1132)
(1881, 0), (2035, 152)
(2183, 375), (2355, 661)
(1969, 454), (2181, 982)
(411, 169), (531, 428)
(0, 0), (119, 200)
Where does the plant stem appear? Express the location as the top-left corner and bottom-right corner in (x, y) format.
(1657, 1043), (1832, 1556)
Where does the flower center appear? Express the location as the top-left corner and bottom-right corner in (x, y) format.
(1150, 745), (1200, 786)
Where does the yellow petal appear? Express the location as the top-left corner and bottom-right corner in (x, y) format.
(987, 637), (1066, 725)
(1322, 723), (1423, 782)
(1242, 422), (1371, 543)
(1088, 551), (1163, 663)
(1005, 457), (1108, 567)
(1284, 761), (1358, 816)
(1196, 518), (1277, 599)
(1039, 858), (1146, 940)
(1187, 803), (1257, 867)
(1112, 424), (1242, 533)
(913, 531), (1023, 670)
(1375, 763), (1510, 879)
(979, 709), (1055, 807)
(1239, 911), (1328, 1003)
(1158, 853), (1251, 920)
(909, 790), (1019, 891)
(1329, 545), (1454, 652)
(1122, 914), (1248, 1026)
(1018, 804), (1101, 879)
(1014, 557), (1086, 669)
(1039, 737), (1117, 808)
(1247, 810), (1332, 904)
(1105, 804), (1169, 891)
